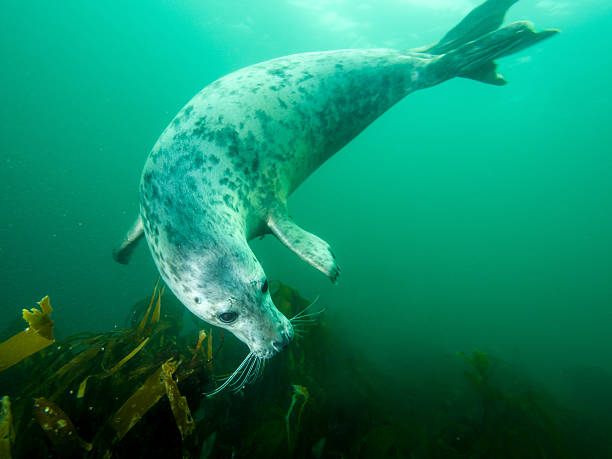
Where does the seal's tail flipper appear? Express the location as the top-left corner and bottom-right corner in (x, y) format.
(426, 0), (558, 86)
(113, 216), (144, 265)
(433, 21), (558, 86)
(426, 0), (519, 55)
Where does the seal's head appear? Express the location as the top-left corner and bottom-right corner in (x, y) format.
(174, 240), (293, 359)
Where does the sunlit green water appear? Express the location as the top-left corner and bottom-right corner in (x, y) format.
(1, 0), (611, 433)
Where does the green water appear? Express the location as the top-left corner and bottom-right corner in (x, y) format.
(1, 0), (611, 451)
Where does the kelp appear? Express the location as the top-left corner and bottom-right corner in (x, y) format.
(136, 278), (165, 337)
(285, 384), (309, 451)
(51, 345), (101, 399)
(190, 329), (207, 364)
(451, 349), (570, 458)
(104, 337), (150, 375)
(162, 360), (195, 439)
(110, 359), (176, 440)
(51, 333), (150, 401)
(0, 296), (55, 372)
(33, 397), (92, 453)
(151, 285), (165, 325)
(0, 280), (598, 458)
(73, 283), (166, 400)
(136, 278), (159, 335)
(207, 328), (214, 372)
(0, 280), (206, 457)
(110, 358), (194, 441)
(0, 396), (14, 459)
(75, 335), (148, 401)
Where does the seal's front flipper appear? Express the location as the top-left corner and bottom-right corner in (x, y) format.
(113, 216), (144, 265)
(267, 209), (340, 284)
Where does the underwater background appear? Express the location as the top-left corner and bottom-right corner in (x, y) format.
(1, 0), (612, 456)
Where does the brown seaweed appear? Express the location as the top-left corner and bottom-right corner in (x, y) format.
(109, 358), (194, 441)
(0, 281), (594, 458)
(0, 396), (14, 459)
(110, 360), (173, 440)
(161, 360), (195, 439)
(33, 397), (92, 453)
(0, 296), (55, 372)
(285, 384), (309, 451)
(136, 278), (159, 336)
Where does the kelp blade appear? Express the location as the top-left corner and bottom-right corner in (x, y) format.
(0, 296), (56, 372)
(162, 360), (194, 439)
(0, 396), (14, 459)
(0, 331), (54, 372)
(110, 359), (178, 440)
(33, 397), (92, 452)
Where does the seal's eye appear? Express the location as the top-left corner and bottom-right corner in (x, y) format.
(218, 312), (238, 323)
(261, 278), (269, 294)
(194, 297), (201, 304)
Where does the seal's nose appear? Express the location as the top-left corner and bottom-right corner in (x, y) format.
(272, 330), (292, 351)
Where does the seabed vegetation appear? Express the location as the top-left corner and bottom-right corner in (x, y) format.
(0, 280), (610, 458)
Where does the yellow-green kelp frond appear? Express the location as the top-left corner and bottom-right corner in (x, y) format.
(0, 296), (55, 372)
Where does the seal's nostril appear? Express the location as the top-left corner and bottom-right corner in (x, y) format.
(273, 332), (291, 351)
(272, 328), (293, 352)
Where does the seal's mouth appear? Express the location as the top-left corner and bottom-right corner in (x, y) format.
(205, 322), (293, 397)
(249, 324), (293, 359)
(205, 298), (325, 397)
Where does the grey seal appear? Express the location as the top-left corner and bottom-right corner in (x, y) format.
(114, 0), (556, 365)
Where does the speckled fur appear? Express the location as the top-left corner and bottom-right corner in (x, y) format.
(138, 49), (436, 356)
(135, 10), (556, 357)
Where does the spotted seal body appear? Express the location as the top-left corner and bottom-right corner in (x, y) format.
(115, 0), (556, 359)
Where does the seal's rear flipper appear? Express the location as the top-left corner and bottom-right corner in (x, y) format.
(113, 216), (144, 265)
(431, 21), (558, 85)
(422, 0), (558, 86)
(426, 0), (519, 55)
(267, 208), (340, 284)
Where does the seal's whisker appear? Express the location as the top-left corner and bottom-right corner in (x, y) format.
(250, 358), (263, 384)
(218, 353), (254, 388)
(290, 318), (319, 324)
(290, 296), (321, 320)
(293, 308), (325, 320)
(216, 355), (251, 383)
(231, 354), (259, 391)
(206, 352), (254, 397)
(290, 305), (326, 341)
(257, 358), (264, 378)
(234, 356), (261, 391)
(291, 325), (312, 341)
(220, 354), (253, 383)
(290, 311), (326, 331)
(257, 358), (265, 381)
(243, 358), (258, 387)
(245, 356), (262, 386)
(291, 308), (327, 321)
(252, 358), (261, 382)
